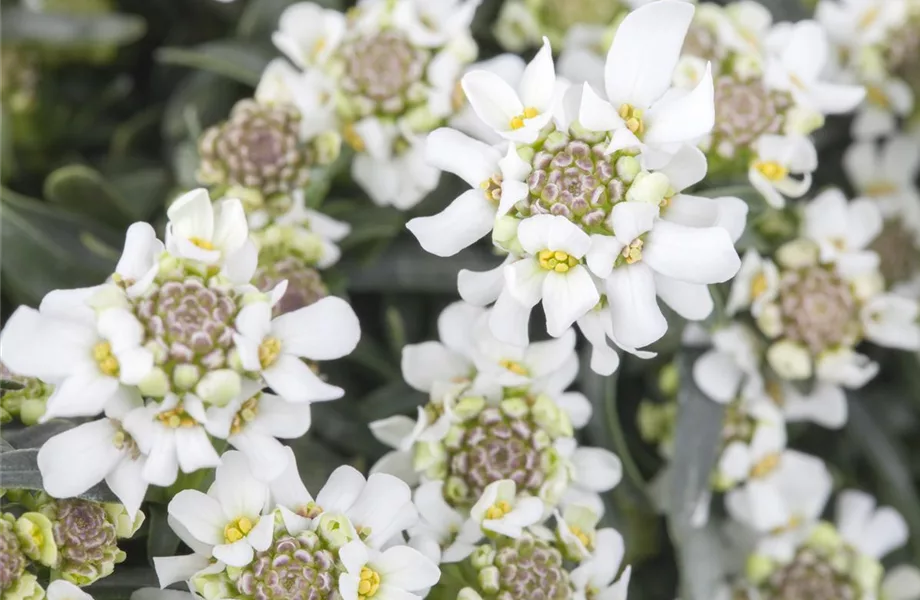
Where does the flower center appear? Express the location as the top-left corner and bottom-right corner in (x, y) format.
(751, 272), (769, 298)
(339, 31), (430, 115)
(777, 266), (859, 354)
(499, 359), (530, 377)
(156, 404), (199, 429)
(343, 123), (366, 152)
(863, 180), (897, 197)
(259, 337), (282, 369)
(93, 341), (120, 377)
(480, 174), (503, 205)
(111, 423), (141, 459)
(618, 103), (645, 135)
(753, 160), (788, 181)
(865, 85), (890, 108)
(510, 106), (540, 130)
(750, 452), (781, 478)
(224, 516), (254, 543)
(569, 525), (593, 550)
(230, 394), (261, 435)
(538, 249), (578, 272)
(485, 500), (513, 520)
(620, 239), (644, 265)
(358, 566), (381, 599)
(858, 6), (881, 30)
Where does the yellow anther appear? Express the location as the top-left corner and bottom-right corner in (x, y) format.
(189, 237), (215, 250)
(751, 453), (781, 478)
(451, 81), (465, 112)
(358, 567), (381, 599)
(499, 359), (530, 377)
(751, 272), (768, 298)
(538, 249), (578, 272)
(864, 181), (897, 197)
(509, 106), (539, 130)
(230, 395), (261, 435)
(343, 123), (365, 152)
(753, 160), (788, 182)
(857, 6), (880, 30)
(93, 341), (120, 377)
(224, 517), (254, 543)
(258, 337), (282, 369)
(312, 38), (326, 58)
(789, 74), (806, 91)
(866, 85), (889, 108)
(766, 380), (785, 406)
(618, 104), (645, 135)
(479, 174), (503, 204)
(485, 500), (513, 520)
(157, 404), (199, 429)
(569, 525), (593, 550)
(621, 239), (644, 264)
(523, 106), (538, 119)
(509, 116), (525, 130)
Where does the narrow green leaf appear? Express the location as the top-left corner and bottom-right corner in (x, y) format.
(44, 164), (132, 228)
(1, 7), (146, 46)
(145, 504), (181, 565)
(162, 72), (241, 144)
(85, 567), (159, 599)
(1, 420), (76, 450)
(156, 41), (274, 87)
(847, 394), (920, 562)
(359, 381), (425, 423)
(108, 167), (171, 222)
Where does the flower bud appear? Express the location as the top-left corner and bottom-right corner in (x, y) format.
(195, 369), (242, 407)
(14, 512), (57, 567)
(766, 340), (812, 380)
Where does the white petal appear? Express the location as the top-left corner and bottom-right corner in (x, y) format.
(401, 342), (471, 393)
(604, 0), (695, 108)
(105, 456), (148, 520)
(214, 450), (268, 518)
(458, 259), (508, 306)
(518, 38), (556, 111)
(489, 288), (532, 347)
(0, 307), (94, 380)
(692, 350), (743, 404)
(174, 427), (221, 475)
(230, 431), (290, 482)
(274, 296), (360, 360)
(167, 189), (214, 241)
(578, 83), (623, 132)
(883, 566), (920, 600)
(781, 382), (847, 428)
(235, 302), (273, 345)
(586, 234), (626, 279)
(644, 221), (740, 284)
(142, 428), (179, 487)
(264, 354), (345, 402)
(572, 447), (623, 492)
(657, 144), (708, 192)
(269, 446), (314, 509)
(316, 465), (366, 513)
(213, 540), (254, 567)
(407, 190), (495, 257)
(645, 63), (715, 145)
(340, 540), (369, 574)
(43, 370), (120, 420)
(370, 451), (420, 486)
(542, 267), (600, 337)
(506, 258), (546, 308)
(153, 555), (211, 589)
(116, 222), (162, 282)
(212, 198), (249, 257)
(605, 263), (667, 349)
(246, 512), (275, 552)
(38, 420), (121, 498)
(654, 276), (713, 320)
(347, 474), (414, 547)
(167, 490), (224, 546)
(249, 394), (312, 439)
(461, 70), (524, 133)
(425, 128), (501, 186)
(610, 202), (658, 245)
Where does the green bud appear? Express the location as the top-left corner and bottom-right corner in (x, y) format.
(458, 587), (484, 600)
(15, 512), (57, 567)
(103, 504), (144, 538)
(531, 394), (573, 438)
(18, 397), (47, 426)
(195, 369), (242, 407)
(3, 572), (43, 600)
(478, 566), (501, 593)
(172, 363), (201, 390)
(626, 171), (671, 205)
(615, 156), (641, 182)
(470, 544), (496, 569)
(852, 554), (883, 592)
(315, 513), (357, 549)
(413, 441), (447, 474)
(453, 396), (486, 421)
(745, 553), (775, 585)
(806, 521), (842, 554)
(314, 131), (342, 165)
(138, 367), (170, 397)
(516, 145), (535, 164)
(658, 362), (680, 397)
(492, 216), (521, 254)
(444, 476), (471, 506)
(499, 397), (529, 419)
(192, 569), (237, 600)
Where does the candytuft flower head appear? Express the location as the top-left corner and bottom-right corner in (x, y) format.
(338, 540), (441, 600)
(470, 480), (543, 538)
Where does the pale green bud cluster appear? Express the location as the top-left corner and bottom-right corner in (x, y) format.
(0, 367), (52, 426)
(460, 533), (574, 600)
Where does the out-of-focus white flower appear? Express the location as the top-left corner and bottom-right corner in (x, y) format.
(570, 527), (632, 600)
(835, 489), (909, 560)
(763, 20), (866, 115)
(851, 76), (914, 139)
(815, 0), (908, 50)
(748, 134), (817, 208)
(844, 136), (920, 218)
(165, 189), (253, 274)
(167, 451), (273, 567)
(470, 480), (544, 538)
(802, 187), (883, 265)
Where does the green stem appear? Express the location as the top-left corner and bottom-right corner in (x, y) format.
(603, 369), (653, 505)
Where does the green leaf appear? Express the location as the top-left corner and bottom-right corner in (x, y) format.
(1, 420), (76, 450)
(1, 186), (121, 306)
(145, 504), (181, 565)
(44, 164), (132, 228)
(0, 7), (146, 46)
(108, 167), (171, 222)
(156, 41), (274, 87)
(358, 380), (425, 422)
(85, 567), (159, 599)
(162, 72), (241, 144)
(0, 448), (117, 501)
(847, 394), (920, 562)
(667, 350), (727, 600)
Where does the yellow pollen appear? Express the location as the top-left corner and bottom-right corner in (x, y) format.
(258, 337), (282, 369)
(766, 380), (785, 406)
(358, 567), (381, 599)
(344, 123), (365, 152)
(485, 500), (513, 520)
(93, 341), (120, 377)
(230, 395), (261, 435)
(223, 517), (254, 544)
(857, 6), (881, 30)
(753, 160), (788, 182)
(509, 106), (539, 129)
(621, 239), (644, 264)
(156, 404), (199, 429)
(569, 525), (593, 550)
(770, 514), (803, 535)
(312, 38), (326, 58)
(866, 85), (889, 108)
(751, 453), (781, 478)
(189, 237), (215, 250)
(451, 80), (465, 112)
(751, 272), (768, 298)
(789, 73), (807, 91)
(538, 249), (578, 272)
(864, 180), (897, 197)
(499, 359), (530, 377)
(618, 104), (645, 135)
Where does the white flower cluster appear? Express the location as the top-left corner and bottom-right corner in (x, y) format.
(271, 0), (480, 209)
(0, 189), (362, 519)
(409, 0), (746, 374)
(366, 302), (629, 599)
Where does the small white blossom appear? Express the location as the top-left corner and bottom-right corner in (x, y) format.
(748, 134), (817, 208)
(470, 480), (544, 538)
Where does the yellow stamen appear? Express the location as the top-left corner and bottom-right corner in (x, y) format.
(156, 404), (200, 429)
(312, 38), (326, 58)
(499, 359), (530, 377)
(857, 6), (881, 30)
(358, 567), (381, 599)
(538, 249), (578, 272)
(189, 237), (215, 250)
(509, 106), (539, 130)
(93, 341), (120, 377)
(230, 395), (261, 435)
(866, 85), (889, 108)
(864, 181), (897, 197)
(618, 104), (645, 135)
(485, 500), (513, 520)
(752, 160), (788, 182)
(224, 517), (254, 543)
(343, 123), (365, 152)
(751, 272), (768, 298)
(569, 525), (593, 550)
(258, 337), (282, 369)
(789, 74), (807, 91)
(751, 453), (781, 478)
(621, 239), (644, 264)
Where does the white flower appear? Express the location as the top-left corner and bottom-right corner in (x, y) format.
(725, 250), (780, 318)
(882, 565), (920, 600)
(205, 381), (311, 483)
(37, 391), (148, 519)
(570, 528), (632, 600)
(233, 295), (361, 404)
(579, 0), (715, 167)
(554, 439), (624, 515)
(835, 489), (909, 559)
(123, 394), (221, 487)
(369, 403), (453, 486)
(844, 136), (920, 219)
(46, 580), (95, 600)
(0, 287), (154, 421)
(269, 447), (419, 548)
(500, 214), (600, 340)
(338, 540), (441, 600)
(351, 124), (441, 210)
(470, 480), (544, 538)
(116, 222), (164, 297)
(725, 450), (832, 552)
(802, 187), (883, 265)
(815, 0), (908, 49)
(391, 0), (481, 47)
(265, 190), (352, 269)
(861, 293), (920, 350)
(692, 324), (762, 405)
(763, 20), (866, 114)
(850, 76), (914, 140)
(272, 2), (346, 68)
(255, 59), (337, 140)
(556, 504), (601, 561)
(748, 134), (817, 208)
(167, 451), (273, 567)
(165, 189), (253, 274)
(557, 25), (606, 91)
(407, 128), (530, 257)
(461, 38), (558, 143)
(716, 399), (787, 490)
(409, 481), (480, 563)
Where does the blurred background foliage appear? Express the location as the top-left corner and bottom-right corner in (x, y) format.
(0, 0), (918, 599)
